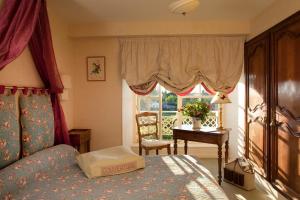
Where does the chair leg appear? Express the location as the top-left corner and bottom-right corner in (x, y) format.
(156, 149), (159, 155)
(139, 146), (142, 155)
(167, 145), (171, 155)
(145, 149), (149, 155)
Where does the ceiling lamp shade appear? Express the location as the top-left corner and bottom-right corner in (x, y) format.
(169, 0), (200, 15)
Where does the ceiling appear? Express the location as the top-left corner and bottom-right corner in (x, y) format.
(49, 0), (276, 24)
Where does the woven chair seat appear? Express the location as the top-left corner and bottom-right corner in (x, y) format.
(142, 139), (171, 147)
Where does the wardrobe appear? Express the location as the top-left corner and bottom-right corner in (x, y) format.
(245, 11), (300, 199)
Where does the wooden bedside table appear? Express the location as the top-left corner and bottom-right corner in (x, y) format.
(69, 129), (91, 153)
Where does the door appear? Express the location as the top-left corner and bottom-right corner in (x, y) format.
(271, 12), (300, 199)
(245, 32), (270, 178)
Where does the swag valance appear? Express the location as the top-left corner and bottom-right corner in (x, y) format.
(120, 36), (245, 95)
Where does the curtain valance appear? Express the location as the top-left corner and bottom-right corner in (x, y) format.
(120, 36), (245, 95)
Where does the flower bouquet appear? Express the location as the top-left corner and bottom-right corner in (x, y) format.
(179, 100), (210, 129)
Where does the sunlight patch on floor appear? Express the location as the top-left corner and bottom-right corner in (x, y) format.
(186, 179), (229, 200)
(255, 174), (279, 200)
(162, 156), (186, 175)
(235, 194), (247, 200)
(173, 156), (194, 174)
(186, 181), (208, 199)
(184, 155), (212, 174)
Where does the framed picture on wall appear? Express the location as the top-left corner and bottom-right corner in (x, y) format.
(87, 56), (106, 81)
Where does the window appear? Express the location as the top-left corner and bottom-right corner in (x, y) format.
(137, 84), (219, 140)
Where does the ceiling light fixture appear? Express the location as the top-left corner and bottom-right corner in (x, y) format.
(169, 0), (200, 16)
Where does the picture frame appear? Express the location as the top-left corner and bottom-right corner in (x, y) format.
(86, 56), (106, 81)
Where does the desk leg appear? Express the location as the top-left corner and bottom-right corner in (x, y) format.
(225, 140), (229, 163)
(184, 140), (188, 155)
(174, 139), (178, 155)
(218, 144), (222, 185)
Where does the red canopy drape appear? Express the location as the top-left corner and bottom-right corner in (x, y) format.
(0, 0), (70, 145)
(0, 0), (41, 70)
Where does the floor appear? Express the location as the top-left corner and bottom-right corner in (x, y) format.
(200, 159), (287, 200)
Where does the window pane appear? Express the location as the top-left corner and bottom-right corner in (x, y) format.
(162, 90), (177, 111)
(139, 97), (159, 111)
(136, 83), (218, 141)
(161, 111), (176, 140)
(200, 97), (219, 111)
(182, 98), (199, 106)
(200, 97), (211, 105)
(211, 103), (219, 111)
(149, 84), (160, 96)
(200, 85), (210, 96)
(187, 85), (201, 96)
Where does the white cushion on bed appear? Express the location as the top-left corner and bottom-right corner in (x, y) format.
(141, 138), (170, 147)
(76, 146), (145, 178)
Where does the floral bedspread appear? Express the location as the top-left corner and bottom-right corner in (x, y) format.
(0, 145), (228, 200)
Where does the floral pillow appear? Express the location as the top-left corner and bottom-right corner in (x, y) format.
(20, 94), (54, 157)
(0, 94), (20, 169)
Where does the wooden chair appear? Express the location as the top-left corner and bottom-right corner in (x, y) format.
(136, 112), (171, 155)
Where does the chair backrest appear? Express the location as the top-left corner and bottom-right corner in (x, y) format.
(135, 112), (159, 144)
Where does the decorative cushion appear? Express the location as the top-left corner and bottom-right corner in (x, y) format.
(0, 94), (20, 169)
(76, 146), (145, 178)
(20, 94), (54, 157)
(141, 138), (171, 147)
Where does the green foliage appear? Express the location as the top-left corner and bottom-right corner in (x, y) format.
(165, 95), (177, 104)
(162, 135), (173, 140)
(162, 91), (177, 111)
(162, 91), (177, 104)
(180, 100), (211, 122)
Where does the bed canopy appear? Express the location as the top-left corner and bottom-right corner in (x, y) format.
(0, 0), (69, 144)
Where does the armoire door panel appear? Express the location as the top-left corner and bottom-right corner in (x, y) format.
(248, 121), (266, 176)
(276, 33), (300, 117)
(245, 33), (269, 178)
(248, 44), (266, 109)
(271, 12), (300, 199)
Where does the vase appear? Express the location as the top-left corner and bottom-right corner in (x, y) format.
(192, 117), (201, 129)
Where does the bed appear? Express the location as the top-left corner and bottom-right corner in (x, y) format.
(0, 145), (228, 200)
(0, 91), (228, 199)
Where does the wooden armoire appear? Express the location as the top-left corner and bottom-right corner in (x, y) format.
(245, 11), (300, 200)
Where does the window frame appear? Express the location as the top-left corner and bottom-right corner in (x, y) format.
(136, 84), (218, 140)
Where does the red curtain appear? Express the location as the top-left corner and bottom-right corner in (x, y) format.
(0, 0), (70, 145)
(0, 0), (41, 69)
(177, 87), (195, 96)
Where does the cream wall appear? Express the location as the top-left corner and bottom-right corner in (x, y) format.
(0, 4), (75, 129)
(0, 48), (43, 87)
(224, 70), (246, 159)
(70, 20), (250, 37)
(72, 38), (122, 150)
(249, 0), (300, 39)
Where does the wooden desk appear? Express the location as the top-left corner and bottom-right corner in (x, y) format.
(69, 129), (91, 153)
(173, 125), (230, 185)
